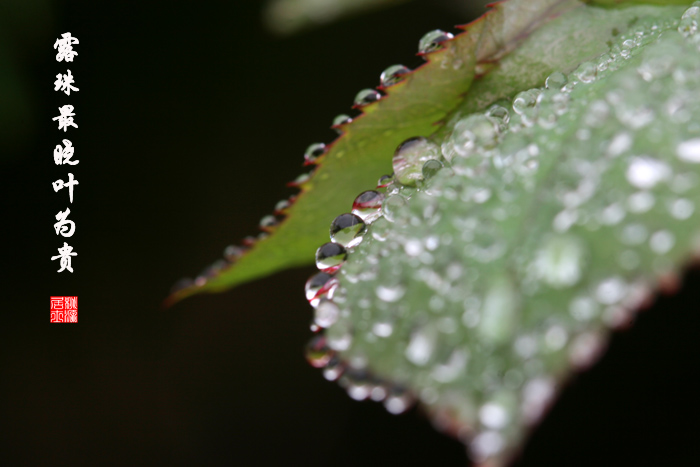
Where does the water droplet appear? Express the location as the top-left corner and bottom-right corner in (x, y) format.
(545, 71), (567, 90)
(223, 245), (247, 262)
(486, 105), (510, 125)
(479, 403), (510, 430)
(626, 157), (671, 189)
(330, 213), (367, 247)
(259, 214), (278, 229)
(405, 325), (435, 366)
(512, 89), (540, 115)
(305, 334), (335, 369)
(380, 64), (410, 88)
(422, 159), (443, 179)
(372, 178), (392, 194)
(314, 299), (340, 328)
(521, 378), (555, 424)
(392, 137), (440, 185)
(533, 235), (585, 288)
(305, 271), (334, 301)
(274, 199), (291, 213)
(669, 198), (694, 220)
(327, 319), (353, 351)
(418, 29), (454, 54)
(304, 143), (325, 165)
(353, 89), (381, 107)
(479, 276), (518, 344)
(620, 223), (648, 245)
(384, 388), (414, 414)
(352, 190), (385, 223)
(569, 296), (598, 321)
(470, 431), (505, 462)
(545, 325), (568, 351)
(599, 202), (625, 225)
(315, 242), (347, 271)
(575, 61), (598, 83)
(677, 138), (700, 163)
(650, 230), (675, 254)
(375, 282), (406, 302)
(370, 216), (390, 241)
(627, 191), (655, 213)
(679, 10), (699, 37)
(595, 277), (628, 305)
(450, 115), (500, 157)
(431, 348), (468, 383)
(322, 356), (344, 381)
(372, 321), (393, 337)
(606, 132), (632, 157)
(289, 172), (312, 187)
(332, 114), (352, 129)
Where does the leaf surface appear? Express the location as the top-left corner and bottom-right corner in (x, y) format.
(172, 0), (677, 304)
(315, 5), (699, 465)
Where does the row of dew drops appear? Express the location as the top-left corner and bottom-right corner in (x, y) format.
(170, 28), (455, 296)
(302, 28), (458, 416)
(301, 4), (700, 462)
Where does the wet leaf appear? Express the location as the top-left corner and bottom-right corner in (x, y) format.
(309, 4), (700, 466)
(172, 0), (688, 305)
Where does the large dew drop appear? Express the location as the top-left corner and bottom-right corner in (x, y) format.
(332, 114), (352, 128)
(392, 137), (440, 185)
(352, 190), (385, 223)
(418, 29), (454, 55)
(354, 89), (381, 107)
(304, 143), (326, 165)
(315, 242), (348, 271)
(305, 271), (334, 302)
(330, 213), (367, 247)
(380, 64), (410, 88)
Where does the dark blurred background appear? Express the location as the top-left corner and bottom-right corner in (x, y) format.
(2, 0), (699, 465)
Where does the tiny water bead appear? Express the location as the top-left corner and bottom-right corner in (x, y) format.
(316, 242), (348, 271)
(418, 29), (454, 55)
(274, 199), (291, 213)
(450, 114), (500, 157)
(259, 215), (278, 230)
(330, 213), (367, 247)
(382, 194), (407, 223)
(305, 335), (334, 368)
(392, 136), (440, 185)
(545, 71), (568, 90)
(353, 88), (382, 107)
(380, 64), (411, 88)
(352, 190), (385, 223)
(677, 138), (700, 163)
(512, 89), (541, 115)
(289, 172), (312, 187)
(574, 61), (598, 83)
(304, 143), (326, 165)
(377, 174), (394, 188)
(422, 159), (443, 179)
(314, 299), (340, 328)
(486, 105), (510, 126)
(223, 245), (247, 262)
(332, 114), (352, 128)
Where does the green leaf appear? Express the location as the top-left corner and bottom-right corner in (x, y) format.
(314, 5), (699, 465)
(172, 0), (689, 305)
